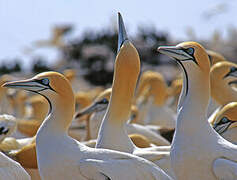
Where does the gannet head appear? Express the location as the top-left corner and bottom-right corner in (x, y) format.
(206, 50), (226, 66)
(75, 88), (111, 118)
(136, 71), (168, 106)
(75, 92), (92, 110)
(158, 41), (210, 74)
(105, 12), (140, 121)
(211, 61), (237, 87)
(3, 72), (75, 125)
(213, 102), (237, 134)
(210, 61), (237, 105)
(158, 42), (210, 100)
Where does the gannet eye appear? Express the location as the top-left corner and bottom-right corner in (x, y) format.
(98, 98), (109, 104)
(230, 67), (237, 73)
(221, 117), (229, 124)
(41, 78), (50, 86)
(186, 48), (194, 55)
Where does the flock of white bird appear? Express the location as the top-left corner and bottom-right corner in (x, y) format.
(0, 13), (237, 180)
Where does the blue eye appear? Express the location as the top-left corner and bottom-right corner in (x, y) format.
(41, 78), (49, 85)
(102, 98), (108, 104)
(230, 67), (237, 73)
(98, 98), (108, 104)
(221, 117), (229, 124)
(186, 48), (194, 55)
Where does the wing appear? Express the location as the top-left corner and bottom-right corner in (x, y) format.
(78, 158), (171, 180)
(0, 152), (30, 180)
(213, 158), (237, 179)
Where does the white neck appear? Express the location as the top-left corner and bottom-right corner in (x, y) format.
(175, 62), (211, 137)
(96, 113), (135, 153)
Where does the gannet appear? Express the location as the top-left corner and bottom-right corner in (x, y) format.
(213, 102), (237, 144)
(94, 13), (173, 177)
(206, 50), (227, 66)
(158, 41), (237, 180)
(208, 61), (237, 124)
(206, 50), (228, 117)
(3, 71), (171, 179)
(135, 71), (176, 130)
(76, 88), (170, 146)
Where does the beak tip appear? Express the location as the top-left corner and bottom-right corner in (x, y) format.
(2, 83), (8, 88)
(157, 46), (165, 53)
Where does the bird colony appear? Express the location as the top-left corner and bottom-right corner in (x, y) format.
(0, 13), (237, 180)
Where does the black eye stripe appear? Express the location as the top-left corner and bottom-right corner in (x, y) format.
(33, 79), (56, 93)
(179, 47), (198, 65)
(223, 67), (237, 79)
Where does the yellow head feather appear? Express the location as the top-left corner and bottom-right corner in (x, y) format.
(215, 102), (237, 129)
(177, 41), (210, 75)
(206, 50), (227, 66)
(136, 71), (168, 106)
(210, 61), (237, 105)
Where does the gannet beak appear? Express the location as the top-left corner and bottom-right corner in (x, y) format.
(2, 79), (51, 93)
(75, 102), (99, 119)
(224, 67), (237, 85)
(117, 12), (128, 53)
(75, 98), (108, 119)
(157, 46), (193, 62)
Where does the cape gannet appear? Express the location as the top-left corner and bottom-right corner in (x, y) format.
(158, 41), (237, 180)
(135, 71), (176, 130)
(208, 61), (237, 124)
(3, 71), (171, 180)
(93, 13), (173, 177)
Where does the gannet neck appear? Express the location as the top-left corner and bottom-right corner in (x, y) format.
(176, 62), (210, 134)
(38, 91), (75, 135)
(104, 41), (140, 125)
(96, 41), (139, 152)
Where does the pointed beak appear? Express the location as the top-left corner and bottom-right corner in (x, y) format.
(75, 102), (99, 119)
(2, 79), (48, 92)
(117, 12), (128, 53)
(157, 46), (192, 61)
(224, 69), (237, 79)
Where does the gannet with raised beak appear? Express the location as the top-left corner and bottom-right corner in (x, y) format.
(92, 13), (173, 177)
(158, 41), (237, 180)
(3, 74), (171, 179)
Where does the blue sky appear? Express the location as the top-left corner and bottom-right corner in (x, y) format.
(0, 0), (236, 69)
